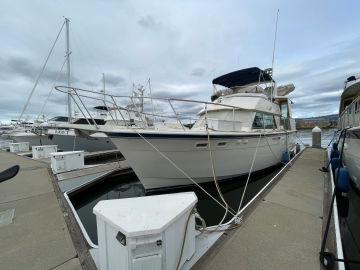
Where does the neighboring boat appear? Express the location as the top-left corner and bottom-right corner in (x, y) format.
(46, 110), (116, 152)
(60, 67), (298, 191)
(48, 86), (151, 152)
(9, 117), (66, 147)
(338, 75), (360, 189)
(9, 112), (115, 152)
(0, 122), (16, 139)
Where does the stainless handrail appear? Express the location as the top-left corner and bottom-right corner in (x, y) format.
(72, 89), (99, 129)
(54, 85), (282, 131)
(168, 100), (186, 131)
(54, 85), (280, 114)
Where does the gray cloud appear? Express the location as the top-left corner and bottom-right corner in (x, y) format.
(275, 36), (360, 117)
(103, 74), (126, 87)
(1, 0), (360, 122)
(84, 80), (98, 87)
(0, 55), (78, 83)
(152, 90), (194, 99)
(191, 68), (206, 77)
(138, 15), (162, 31)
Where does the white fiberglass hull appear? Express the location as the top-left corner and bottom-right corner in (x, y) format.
(343, 127), (360, 189)
(108, 130), (297, 190)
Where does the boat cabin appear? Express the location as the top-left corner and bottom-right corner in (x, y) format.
(339, 76), (360, 129)
(194, 67), (295, 132)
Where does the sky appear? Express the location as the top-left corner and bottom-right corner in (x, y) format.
(1, 0), (360, 122)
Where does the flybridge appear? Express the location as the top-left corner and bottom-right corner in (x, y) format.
(212, 67), (273, 88)
(211, 67), (275, 101)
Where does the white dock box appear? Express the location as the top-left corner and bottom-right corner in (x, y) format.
(93, 192), (197, 270)
(50, 151), (84, 173)
(9, 142), (30, 153)
(32, 145), (58, 159)
(0, 140), (13, 149)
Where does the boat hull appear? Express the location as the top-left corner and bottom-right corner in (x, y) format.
(48, 132), (116, 152)
(108, 131), (297, 190)
(343, 127), (360, 189)
(10, 129), (116, 152)
(10, 133), (53, 148)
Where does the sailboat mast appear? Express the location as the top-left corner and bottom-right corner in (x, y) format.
(65, 18), (72, 121)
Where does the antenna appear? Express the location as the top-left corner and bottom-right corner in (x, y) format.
(271, 9), (279, 99)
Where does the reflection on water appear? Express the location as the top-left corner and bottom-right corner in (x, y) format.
(71, 173), (145, 245)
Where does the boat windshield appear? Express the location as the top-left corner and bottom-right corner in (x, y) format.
(49, 116), (69, 122)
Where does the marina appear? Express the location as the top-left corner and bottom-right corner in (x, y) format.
(1, 2), (360, 269)
(0, 129), (355, 270)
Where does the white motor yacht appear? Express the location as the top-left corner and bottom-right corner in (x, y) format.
(338, 75), (360, 189)
(61, 67), (298, 191)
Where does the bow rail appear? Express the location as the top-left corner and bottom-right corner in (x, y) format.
(54, 85), (273, 132)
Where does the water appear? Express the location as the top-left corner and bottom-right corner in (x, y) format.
(71, 165), (282, 245)
(70, 129), (337, 245)
(296, 128), (337, 148)
(71, 173), (144, 245)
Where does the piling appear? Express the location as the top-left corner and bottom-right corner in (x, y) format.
(312, 126), (322, 148)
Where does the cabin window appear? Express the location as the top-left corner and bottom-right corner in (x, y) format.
(280, 103), (288, 119)
(73, 118), (106, 125)
(263, 114), (276, 129)
(355, 101), (359, 114)
(252, 112), (263, 129)
(217, 142), (227, 146)
(196, 143), (208, 148)
(279, 102), (290, 130)
(49, 116), (69, 122)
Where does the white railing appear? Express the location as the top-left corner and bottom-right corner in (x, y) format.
(54, 86), (264, 132)
(339, 95), (360, 129)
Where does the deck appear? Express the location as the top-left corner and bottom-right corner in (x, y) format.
(0, 150), (94, 270)
(194, 148), (326, 270)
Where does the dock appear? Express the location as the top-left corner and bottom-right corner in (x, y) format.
(0, 150), (95, 270)
(0, 146), (338, 270)
(194, 148), (326, 270)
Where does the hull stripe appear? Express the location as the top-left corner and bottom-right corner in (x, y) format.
(108, 131), (296, 140)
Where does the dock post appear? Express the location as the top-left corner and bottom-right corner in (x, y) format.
(312, 126), (322, 148)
